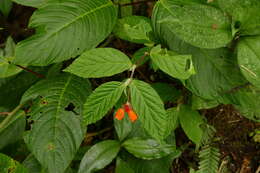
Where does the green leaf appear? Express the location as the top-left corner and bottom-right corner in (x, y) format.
(179, 105), (204, 145)
(0, 111), (26, 150)
(78, 140), (121, 173)
(182, 46), (246, 100)
(23, 155), (46, 173)
(83, 81), (125, 125)
(14, 0), (118, 66)
(152, 0), (232, 48)
(113, 15), (153, 44)
(12, 0), (45, 7)
(114, 0), (133, 17)
(122, 138), (176, 160)
(191, 95), (219, 110)
(0, 0), (12, 17)
(64, 48), (132, 78)
(218, 0), (260, 36)
(115, 157), (134, 173)
(164, 107), (179, 138)
(238, 36), (260, 88)
(150, 45), (195, 80)
(129, 80), (168, 141)
(0, 154), (28, 173)
(221, 86), (260, 122)
(21, 74), (91, 173)
(151, 83), (181, 103)
(0, 37), (23, 78)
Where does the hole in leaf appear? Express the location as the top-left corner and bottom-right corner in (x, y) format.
(65, 103), (75, 111)
(234, 21), (241, 29)
(185, 59), (191, 71)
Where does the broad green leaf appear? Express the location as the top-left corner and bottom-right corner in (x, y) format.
(197, 146), (220, 173)
(150, 45), (195, 80)
(180, 45), (246, 100)
(64, 48), (132, 78)
(238, 36), (260, 88)
(23, 155), (46, 173)
(83, 81), (125, 125)
(129, 80), (168, 141)
(0, 153), (28, 173)
(116, 157), (134, 173)
(220, 86), (260, 122)
(0, 67), (45, 109)
(78, 140), (121, 173)
(164, 107), (179, 138)
(123, 138), (176, 160)
(152, 83), (181, 102)
(218, 0), (260, 35)
(14, 0), (118, 66)
(0, 0), (12, 17)
(0, 111), (26, 150)
(179, 105), (204, 145)
(21, 74), (91, 173)
(152, 0), (232, 48)
(191, 95), (219, 110)
(113, 15), (154, 44)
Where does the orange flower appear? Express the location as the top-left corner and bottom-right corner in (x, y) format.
(127, 110), (138, 122)
(115, 108), (125, 120)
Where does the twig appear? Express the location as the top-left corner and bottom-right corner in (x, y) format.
(0, 104), (24, 129)
(85, 127), (113, 138)
(16, 65), (45, 78)
(0, 112), (10, 116)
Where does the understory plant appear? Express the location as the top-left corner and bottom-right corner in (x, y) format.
(0, 0), (259, 172)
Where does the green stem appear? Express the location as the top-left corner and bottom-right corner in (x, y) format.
(0, 104), (24, 129)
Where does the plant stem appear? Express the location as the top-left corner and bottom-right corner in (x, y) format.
(0, 104), (24, 129)
(16, 65), (45, 78)
(86, 127), (113, 138)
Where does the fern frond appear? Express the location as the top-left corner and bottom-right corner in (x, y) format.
(197, 146), (220, 173)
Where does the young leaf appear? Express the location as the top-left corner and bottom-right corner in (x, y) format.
(64, 48), (132, 78)
(238, 36), (260, 88)
(129, 80), (168, 141)
(0, 153), (28, 173)
(132, 47), (151, 66)
(113, 15), (154, 44)
(122, 138), (176, 160)
(218, 0), (260, 36)
(150, 45), (195, 80)
(0, 0), (12, 17)
(21, 74), (91, 173)
(179, 105), (204, 145)
(83, 81), (126, 125)
(152, 0), (232, 48)
(14, 0), (117, 66)
(0, 111), (26, 150)
(78, 140), (121, 173)
(114, 112), (133, 141)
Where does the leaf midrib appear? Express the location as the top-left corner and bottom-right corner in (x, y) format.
(37, 1), (113, 43)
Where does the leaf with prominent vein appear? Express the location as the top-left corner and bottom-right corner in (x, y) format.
(21, 74), (92, 173)
(14, 0), (117, 66)
(129, 80), (167, 141)
(64, 48), (132, 78)
(83, 81), (125, 125)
